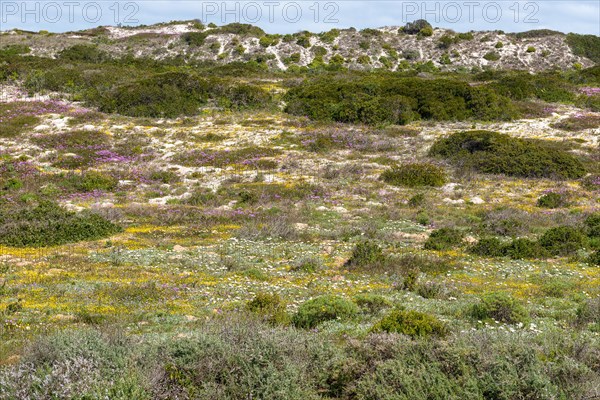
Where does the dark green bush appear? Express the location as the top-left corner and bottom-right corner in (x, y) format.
(429, 130), (586, 179)
(95, 71), (270, 117)
(182, 31), (209, 46)
(58, 44), (107, 62)
(469, 237), (506, 257)
(0, 201), (122, 247)
(381, 163), (446, 188)
(587, 251), (600, 266)
(70, 171), (118, 192)
(566, 33), (600, 63)
(371, 308), (448, 337)
(504, 238), (549, 260)
(469, 292), (529, 324)
(284, 77), (517, 125)
(403, 20), (432, 35)
(539, 226), (586, 256)
(537, 192), (567, 208)
(483, 51), (500, 61)
(353, 294), (392, 313)
(423, 228), (464, 251)
(247, 293), (289, 325)
(344, 240), (386, 269)
(585, 214), (600, 238)
(293, 295), (359, 328)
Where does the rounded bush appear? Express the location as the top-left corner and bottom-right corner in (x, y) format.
(353, 294), (392, 313)
(293, 295), (359, 329)
(429, 130), (586, 179)
(469, 292), (529, 324)
(0, 201), (122, 247)
(247, 293), (289, 325)
(469, 237), (506, 257)
(537, 192), (567, 208)
(371, 308), (448, 337)
(381, 163), (447, 188)
(539, 226), (586, 256)
(424, 228), (464, 251)
(344, 240), (386, 269)
(504, 238), (548, 260)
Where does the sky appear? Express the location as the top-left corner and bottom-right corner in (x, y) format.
(0, 1), (599, 35)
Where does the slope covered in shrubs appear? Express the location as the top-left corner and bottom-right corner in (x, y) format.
(429, 130), (586, 179)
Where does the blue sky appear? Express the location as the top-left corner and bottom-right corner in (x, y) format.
(1, 1), (599, 35)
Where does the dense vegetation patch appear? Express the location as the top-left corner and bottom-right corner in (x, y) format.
(469, 292), (529, 324)
(566, 33), (600, 64)
(293, 295), (359, 328)
(371, 308), (448, 337)
(284, 76), (517, 125)
(0, 200), (121, 247)
(429, 130), (586, 179)
(380, 163), (446, 187)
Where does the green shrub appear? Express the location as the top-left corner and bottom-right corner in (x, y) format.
(403, 20), (432, 34)
(424, 228), (464, 251)
(539, 226), (586, 256)
(526, 46), (536, 53)
(291, 255), (323, 273)
(0, 201), (122, 247)
(70, 171), (118, 192)
(344, 240), (386, 269)
(380, 163), (446, 188)
(576, 298), (600, 327)
(566, 33), (600, 63)
(319, 28), (340, 43)
(259, 34), (280, 47)
(584, 214), (600, 238)
(58, 44), (107, 62)
(495, 41), (504, 49)
(371, 308), (448, 337)
(408, 193), (426, 207)
(537, 192), (567, 208)
(504, 238), (548, 259)
(469, 237), (506, 257)
(353, 294), (392, 313)
(483, 51), (501, 61)
(429, 131), (586, 179)
(284, 77), (516, 125)
(469, 292), (529, 324)
(293, 295), (359, 328)
(587, 251), (600, 266)
(247, 293), (289, 325)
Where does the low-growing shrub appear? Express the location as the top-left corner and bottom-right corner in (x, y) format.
(424, 228), (464, 251)
(575, 298), (600, 329)
(371, 308), (448, 337)
(353, 294), (392, 313)
(0, 200), (122, 247)
(429, 130), (586, 179)
(469, 237), (506, 257)
(247, 292), (289, 325)
(290, 255), (323, 273)
(539, 226), (586, 256)
(469, 292), (529, 324)
(344, 240), (386, 269)
(537, 192), (567, 208)
(504, 238), (549, 259)
(293, 295), (359, 328)
(585, 214), (600, 237)
(69, 171), (119, 192)
(483, 51), (501, 61)
(381, 163), (446, 188)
